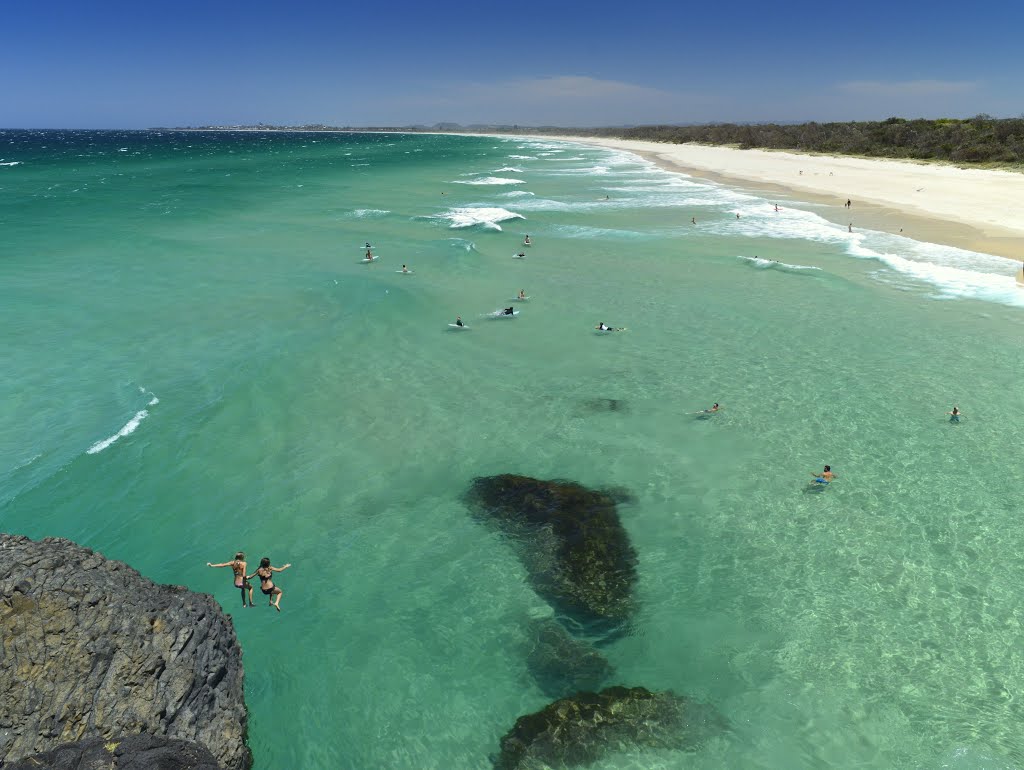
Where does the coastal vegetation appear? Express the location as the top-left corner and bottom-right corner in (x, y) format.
(570, 116), (1024, 167)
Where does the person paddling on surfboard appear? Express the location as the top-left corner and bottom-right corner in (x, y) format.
(518, 289), (526, 300)
(811, 465), (835, 484)
(502, 307), (514, 315)
(455, 316), (464, 327)
(401, 264), (409, 273)
(523, 235), (531, 245)
(595, 322), (622, 331)
(366, 248), (373, 259)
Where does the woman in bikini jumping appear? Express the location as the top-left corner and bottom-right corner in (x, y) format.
(207, 551), (254, 607)
(248, 557), (292, 612)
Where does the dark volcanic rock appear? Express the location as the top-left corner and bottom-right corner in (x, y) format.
(4, 733), (220, 770)
(466, 475), (638, 627)
(494, 686), (728, 770)
(0, 534), (251, 770)
(526, 618), (613, 699)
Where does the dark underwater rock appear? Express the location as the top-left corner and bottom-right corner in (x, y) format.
(0, 533), (251, 770)
(465, 475), (638, 627)
(578, 397), (629, 414)
(494, 686), (728, 770)
(526, 618), (613, 699)
(4, 734), (220, 770)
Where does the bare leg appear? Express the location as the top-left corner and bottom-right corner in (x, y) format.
(238, 586), (247, 607)
(273, 588), (283, 612)
(247, 584), (254, 606)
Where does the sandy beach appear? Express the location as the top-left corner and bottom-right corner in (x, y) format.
(512, 135), (1024, 264)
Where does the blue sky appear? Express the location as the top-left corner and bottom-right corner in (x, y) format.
(4, 0), (1021, 128)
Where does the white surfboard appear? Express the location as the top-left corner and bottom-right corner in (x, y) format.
(448, 323), (469, 330)
(488, 309), (520, 318)
(360, 255), (380, 263)
(512, 296), (530, 301)
(512, 254), (526, 259)
(395, 270), (414, 274)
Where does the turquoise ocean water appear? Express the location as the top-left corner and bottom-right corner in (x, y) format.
(2, 130), (1024, 769)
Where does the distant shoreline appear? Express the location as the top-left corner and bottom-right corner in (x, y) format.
(479, 133), (1024, 263)
(54, 125), (1024, 263)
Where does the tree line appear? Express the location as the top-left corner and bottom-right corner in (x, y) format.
(501, 116), (1024, 167)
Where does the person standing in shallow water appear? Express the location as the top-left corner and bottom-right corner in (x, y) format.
(249, 557), (292, 611)
(207, 551), (254, 607)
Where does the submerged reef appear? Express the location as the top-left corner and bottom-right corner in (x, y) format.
(466, 474), (639, 628)
(0, 533), (251, 769)
(525, 617), (613, 699)
(494, 686), (728, 770)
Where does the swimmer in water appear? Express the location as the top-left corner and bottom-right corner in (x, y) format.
(518, 289), (526, 300)
(523, 235), (531, 245)
(811, 465), (835, 484)
(692, 403), (720, 414)
(946, 406), (963, 423)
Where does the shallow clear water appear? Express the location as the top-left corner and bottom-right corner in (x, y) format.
(2, 130), (1024, 769)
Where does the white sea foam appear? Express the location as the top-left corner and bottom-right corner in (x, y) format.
(493, 166), (522, 173)
(448, 238), (478, 252)
(539, 165), (612, 176)
(0, 161), (21, 166)
(451, 177), (525, 186)
(437, 207), (524, 230)
(550, 224), (646, 239)
(507, 155), (537, 160)
(499, 190), (535, 198)
(738, 256), (822, 273)
(846, 240), (1024, 307)
(8, 453), (42, 474)
(351, 208), (390, 218)
(87, 409), (150, 455)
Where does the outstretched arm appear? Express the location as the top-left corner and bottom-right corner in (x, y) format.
(208, 561), (233, 568)
(272, 563), (293, 573)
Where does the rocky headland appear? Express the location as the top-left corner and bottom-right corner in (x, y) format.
(0, 533), (251, 769)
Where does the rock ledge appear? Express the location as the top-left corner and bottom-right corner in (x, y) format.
(0, 533), (251, 769)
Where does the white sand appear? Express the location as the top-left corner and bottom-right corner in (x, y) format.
(513, 134), (1024, 262)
